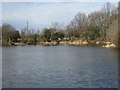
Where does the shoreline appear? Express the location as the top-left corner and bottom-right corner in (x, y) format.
(2, 40), (118, 48)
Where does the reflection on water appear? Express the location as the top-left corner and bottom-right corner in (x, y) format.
(2, 45), (118, 88)
(0, 47), (2, 89)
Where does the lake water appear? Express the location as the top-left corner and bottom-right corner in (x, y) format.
(2, 45), (118, 88)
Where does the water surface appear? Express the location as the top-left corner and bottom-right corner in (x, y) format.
(2, 45), (118, 88)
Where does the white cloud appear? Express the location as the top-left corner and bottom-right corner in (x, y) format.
(1, 0), (120, 2)
(2, 2), (118, 30)
(0, 2), (2, 26)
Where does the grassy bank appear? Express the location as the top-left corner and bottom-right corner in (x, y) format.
(4, 40), (117, 49)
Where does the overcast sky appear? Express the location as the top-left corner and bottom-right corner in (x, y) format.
(1, 1), (119, 31)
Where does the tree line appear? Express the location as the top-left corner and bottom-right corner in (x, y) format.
(0, 2), (119, 46)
